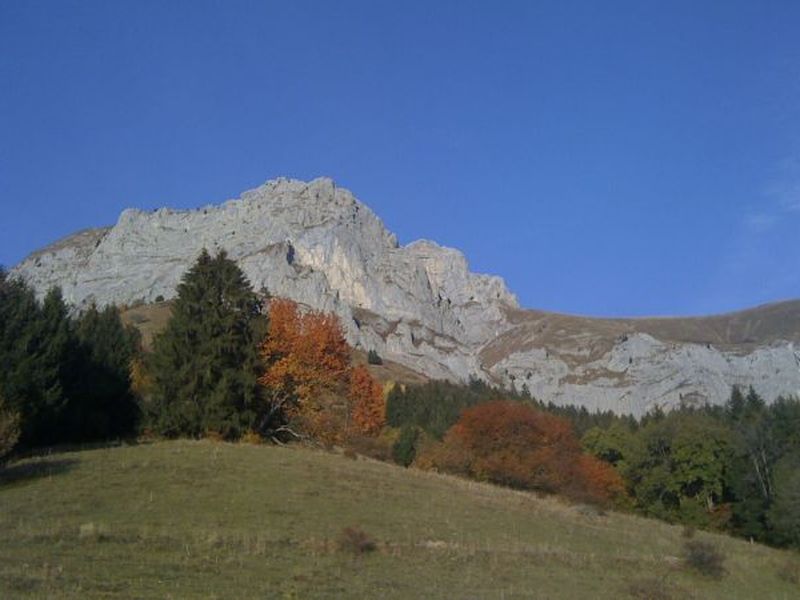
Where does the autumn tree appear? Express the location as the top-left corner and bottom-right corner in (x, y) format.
(424, 400), (624, 505)
(448, 400), (581, 492)
(349, 365), (385, 436)
(258, 298), (350, 442)
(146, 249), (264, 439)
(574, 454), (627, 505)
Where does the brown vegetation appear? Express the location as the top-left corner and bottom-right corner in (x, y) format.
(258, 298), (386, 445)
(417, 400), (625, 505)
(0, 394), (20, 463)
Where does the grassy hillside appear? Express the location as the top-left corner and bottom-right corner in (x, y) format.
(1, 441), (798, 599)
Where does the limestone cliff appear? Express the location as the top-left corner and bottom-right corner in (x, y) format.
(12, 177), (800, 415)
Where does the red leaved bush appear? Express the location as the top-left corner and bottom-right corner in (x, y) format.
(574, 453), (627, 504)
(428, 400), (625, 505)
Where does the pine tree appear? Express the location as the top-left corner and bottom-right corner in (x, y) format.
(1, 270), (144, 446)
(65, 304), (141, 440)
(0, 273), (72, 446)
(146, 249), (264, 439)
(367, 349), (383, 365)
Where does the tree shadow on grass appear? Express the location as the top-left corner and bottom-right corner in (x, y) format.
(17, 437), (142, 458)
(0, 458), (79, 488)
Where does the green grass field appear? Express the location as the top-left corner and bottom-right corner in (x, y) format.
(1, 440), (798, 599)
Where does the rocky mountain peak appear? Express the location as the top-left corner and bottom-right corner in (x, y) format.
(11, 177), (800, 415)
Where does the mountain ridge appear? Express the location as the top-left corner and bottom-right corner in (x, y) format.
(11, 177), (800, 415)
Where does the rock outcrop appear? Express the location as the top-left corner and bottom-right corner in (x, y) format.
(12, 177), (800, 415)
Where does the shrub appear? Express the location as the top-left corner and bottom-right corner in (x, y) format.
(573, 453), (627, 507)
(683, 539), (725, 579)
(367, 349), (383, 365)
(448, 401), (581, 491)
(338, 526), (376, 555)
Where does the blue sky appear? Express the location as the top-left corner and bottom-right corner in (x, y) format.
(1, 1), (798, 317)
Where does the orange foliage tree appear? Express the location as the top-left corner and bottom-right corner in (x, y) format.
(427, 400), (625, 505)
(259, 298), (350, 442)
(349, 365), (385, 436)
(574, 454), (627, 505)
(258, 298), (385, 444)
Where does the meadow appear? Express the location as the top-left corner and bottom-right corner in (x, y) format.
(1, 440), (798, 599)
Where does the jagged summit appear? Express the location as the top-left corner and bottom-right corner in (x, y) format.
(11, 177), (800, 415)
(12, 177), (516, 383)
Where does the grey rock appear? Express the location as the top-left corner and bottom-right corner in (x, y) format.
(12, 177), (800, 415)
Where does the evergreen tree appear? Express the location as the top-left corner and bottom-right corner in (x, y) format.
(65, 304), (141, 440)
(0, 274), (72, 446)
(146, 249), (264, 439)
(367, 349), (383, 365)
(392, 424), (420, 467)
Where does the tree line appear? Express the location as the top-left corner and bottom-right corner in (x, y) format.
(2, 250), (798, 550)
(385, 378), (800, 549)
(0, 269), (140, 453)
(581, 387), (800, 549)
(0, 250), (386, 461)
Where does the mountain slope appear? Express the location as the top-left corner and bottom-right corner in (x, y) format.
(11, 177), (800, 414)
(1, 441), (798, 599)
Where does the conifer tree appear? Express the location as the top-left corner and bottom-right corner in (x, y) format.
(1, 269), (142, 446)
(146, 249), (264, 438)
(0, 273), (72, 446)
(66, 304), (141, 439)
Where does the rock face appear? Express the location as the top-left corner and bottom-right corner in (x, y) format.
(12, 177), (800, 415)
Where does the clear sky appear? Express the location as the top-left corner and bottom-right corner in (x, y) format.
(1, 1), (798, 317)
